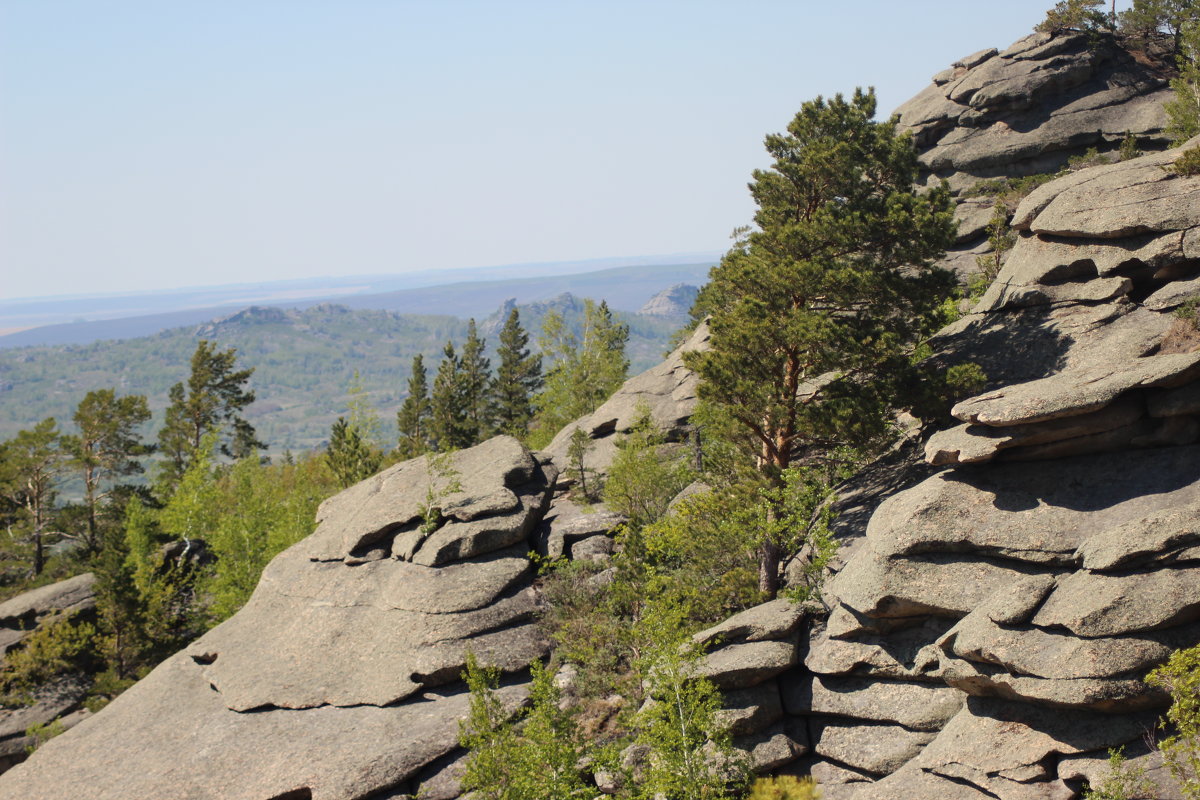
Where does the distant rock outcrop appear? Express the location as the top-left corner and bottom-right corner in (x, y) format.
(638, 283), (699, 318)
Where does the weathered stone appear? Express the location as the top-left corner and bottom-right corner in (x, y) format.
(810, 719), (935, 776)
(412, 750), (468, 800)
(699, 641), (797, 689)
(951, 352), (1200, 428)
(1149, 381), (1200, 418)
(734, 724), (806, 773)
(0, 652), (529, 800)
(569, 534), (614, 561)
(1059, 744), (1183, 800)
(939, 654), (1161, 711)
(1032, 563), (1200, 637)
(781, 675), (963, 732)
(925, 396), (1143, 465)
(693, 598), (809, 649)
(716, 681), (783, 736)
(412, 474), (551, 566)
(0, 574), (95, 630)
(853, 764), (996, 800)
(871, 447), (1200, 566)
(805, 616), (955, 681)
(1076, 505), (1200, 571)
(533, 497), (626, 558)
(190, 578), (544, 710)
(983, 574), (1057, 625)
(831, 543), (1052, 618)
(911, 696), (1159, 775)
(310, 436), (539, 557)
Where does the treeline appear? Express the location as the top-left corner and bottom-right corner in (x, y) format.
(327, 300), (631, 487)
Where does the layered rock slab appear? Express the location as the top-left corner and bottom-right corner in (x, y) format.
(0, 437), (555, 799)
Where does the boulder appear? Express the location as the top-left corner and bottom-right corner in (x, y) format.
(810, 719), (936, 777)
(699, 641), (797, 689)
(0, 574), (95, 635)
(781, 675), (964, 732)
(693, 598), (810, 649)
(0, 652), (529, 800)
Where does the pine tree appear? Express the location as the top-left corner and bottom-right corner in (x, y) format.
(326, 417), (381, 489)
(1167, 20), (1200, 144)
(685, 89), (956, 597)
(157, 340), (262, 487)
(429, 341), (473, 451)
(61, 389), (152, 553)
(0, 419), (64, 575)
(459, 319), (492, 442)
(491, 308), (542, 438)
(397, 353), (432, 459)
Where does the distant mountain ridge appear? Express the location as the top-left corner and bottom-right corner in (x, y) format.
(0, 296), (686, 451)
(0, 260), (715, 349)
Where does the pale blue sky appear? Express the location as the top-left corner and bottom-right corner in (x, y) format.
(1, 1), (1133, 300)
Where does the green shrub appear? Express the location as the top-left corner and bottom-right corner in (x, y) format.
(24, 719), (65, 754)
(1147, 645), (1200, 798)
(747, 775), (821, 800)
(1082, 747), (1155, 800)
(1174, 145), (1200, 176)
(0, 614), (98, 697)
(603, 408), (695, 531)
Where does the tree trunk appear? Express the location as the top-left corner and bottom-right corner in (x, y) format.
(759, 541), (781, 599)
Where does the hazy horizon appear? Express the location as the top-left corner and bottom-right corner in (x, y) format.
(2, 1), (1135, 301)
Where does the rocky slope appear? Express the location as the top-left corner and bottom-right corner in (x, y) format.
(2, 27), (1198, 800)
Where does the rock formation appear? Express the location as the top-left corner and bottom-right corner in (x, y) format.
(638, 284), (700, 318)
(3, 27), (1200, 800)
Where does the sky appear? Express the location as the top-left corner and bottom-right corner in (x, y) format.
(1, 1), (1136, 301)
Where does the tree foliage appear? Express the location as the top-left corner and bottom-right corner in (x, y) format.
(1036, 0), (1112, 32)
(430, 341), (474, 452)
(531, 300), (629, 446)
(396, 353), (432, 459)
(0, 419), (65, 576)
(685, 89), (956, 596)
(1167, 20), (1200, 144)
(492, 308), (543, 439)
(157, 340), (262, 487)
(61, 389), (151, 553)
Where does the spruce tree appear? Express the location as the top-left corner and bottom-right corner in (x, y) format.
(326, 417), (382, 489)
(397, 353), (432, 459)
(429, 341), (473, 451)
(491, 308), (542, 438)
(685, 89), (957, 597)
(459, 319), (492, 442)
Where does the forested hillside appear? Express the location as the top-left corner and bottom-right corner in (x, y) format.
(0, 298), (683, 451)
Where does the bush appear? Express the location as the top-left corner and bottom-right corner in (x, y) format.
(0, 614), (98, 698)
(1147, 645), (1200, 798)
(1174, 145), (1200, 176)
(1082, 747), (1155, 800)
(747, 776), (821, 800)
(603, 409), (695, 531)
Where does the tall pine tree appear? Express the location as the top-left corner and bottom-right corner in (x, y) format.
(430, 342), (474, 451)
(685, 89), (956, 596)
(397, 353), (432, 459)
(157, 340), (262, 488)
(491, 308), (542, 438)
(61, 389), (152, 553)
(460, 319), (492, 442)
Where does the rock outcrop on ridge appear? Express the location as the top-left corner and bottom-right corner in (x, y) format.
(4, 26), (1200, 800)
(774, 139), (1200, 798)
